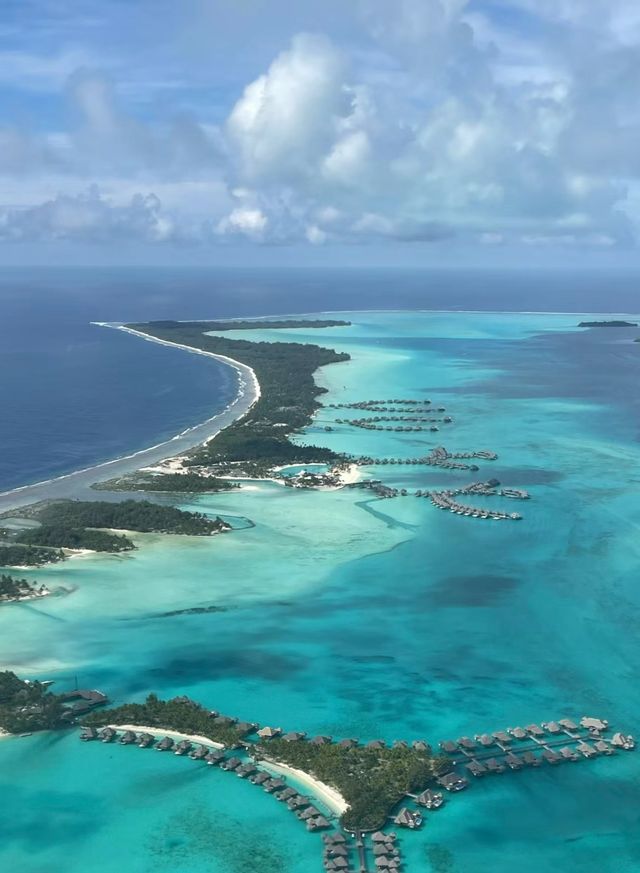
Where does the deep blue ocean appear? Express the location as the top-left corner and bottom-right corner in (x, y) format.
(2, 266), (639, 492)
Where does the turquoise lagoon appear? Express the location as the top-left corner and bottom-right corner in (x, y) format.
(2, 311), (640, 872)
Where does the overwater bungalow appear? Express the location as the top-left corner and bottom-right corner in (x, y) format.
(264, 778), (285, 792)
(278, 787), (298, 801)
(257, 726), (282, 740)
(373, 844), (397, 857)
(492, 731), (512, 744)
(439, 740), (458, 753)
(236, 763), (257, 778)
(508, 727), (527, 740)
(287, 796), (308, 810)
(457, 736), (476, 750)
(559, 718), (579, 732)
(504, 753), (523, 770)
(330, 859), (349, 870)
(205, 750), (225, 765)
(282, 731), (306, 742)
(611, 732), (635, 750)
(366, 739), (386, 750)
(326, 845), (348, 858)
(99, 727), (117, 743)
(437, 772), (469, 791)
(221, 756), (242, 771)
(138, 732), (155, 748)
(416, 789), (444, 809)
(190, 744), (209, 760)
(542, 721), (562, 734)
(525, 724), (544, 737)
(235, 721), (257, 736)
(476, 734), (494, 748)
(372, 832), (391, 843)
(337, 738), (359, 749)
(394, 808), (423, 829)
(299, 806), (321, 820)
(580, 716), (608, 732)
(392, 740), (408, 749)
(576, 742), (598, 759)
(310, 735), (332, 746)
(466, 760), (487, 777)
(594, 740), (613, 755)
(174, 740), (192, 756)
(541, 749), (561, 764)
(522, 751), (540, 767)
(120, 730), (137, 745)
(80, 726), (98, 741)
(412, 740), (430, 752)
(156, 736), (175, 751)
(485, 758), (505, 773)
(559, 747), (579, 761)
(308, 816), (331, 831)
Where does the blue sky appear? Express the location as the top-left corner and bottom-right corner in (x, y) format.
(2, 0), (640, 266)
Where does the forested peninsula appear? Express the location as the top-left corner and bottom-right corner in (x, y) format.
(0, 500), (231, 567)
(124, 319), (350, 476)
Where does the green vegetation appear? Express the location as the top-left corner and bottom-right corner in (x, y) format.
(85, 694), (245, 747)
(17, 524), (134, 552)
(0, 671), (67, 733)
(256, 738), (448, 830)
(578, 320), (638, 327)
(0, 574), (49, 602)
(126, 320), (350, 468)
(9, 499), (231, 536)
(0, 544), (64, 567)
(147, 319), (351, 331)
(93, 472), (240, 494)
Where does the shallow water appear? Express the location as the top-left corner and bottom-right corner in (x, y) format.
(2, 311), (640, 872)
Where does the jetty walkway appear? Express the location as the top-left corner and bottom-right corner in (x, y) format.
(420, 479), (529, 521)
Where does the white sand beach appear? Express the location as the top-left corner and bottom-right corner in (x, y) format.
(106, 724), (226, 749)
(259, 760), (349, 816)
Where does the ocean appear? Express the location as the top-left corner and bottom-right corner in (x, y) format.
(1, 269), (640, 873)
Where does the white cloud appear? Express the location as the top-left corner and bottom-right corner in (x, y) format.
(217, 206), (268, 239)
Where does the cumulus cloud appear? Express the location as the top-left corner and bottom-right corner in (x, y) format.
(2, 0), (640, 251)
(0, 188), (182, 243)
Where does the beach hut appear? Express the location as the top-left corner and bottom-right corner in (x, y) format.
(412, 740), (430, 752)
(366, 740), (386, 750)
(337, 738), (358, 749)
(282, 731), (306, 742)
(310, 735), (332, 746)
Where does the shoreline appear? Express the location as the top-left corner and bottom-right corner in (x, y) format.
(0, 324), (261, 512)
(258, 759), (349, 816)
(106, 724), (226, 750)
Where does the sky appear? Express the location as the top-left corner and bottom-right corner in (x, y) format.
(2, 0), (640, 267)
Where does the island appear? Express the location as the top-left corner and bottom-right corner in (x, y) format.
(84, 692), (447, 830)
(0, 573), (50, 603)
(0, 671), (108, 733)
(578, 320), (638, 327)
(93, 472), (241, 494)
(151, 319), (351, 331)
(0, 500), (232, 566)
(124, 320), (350, 478)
